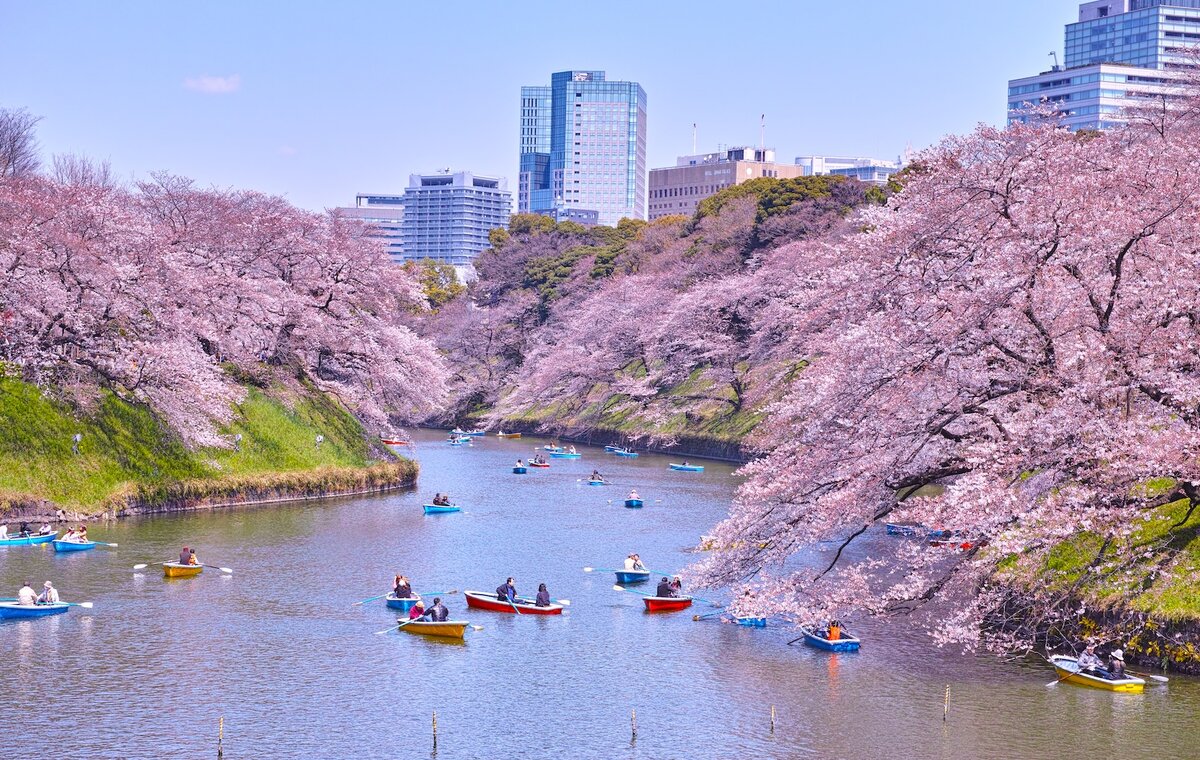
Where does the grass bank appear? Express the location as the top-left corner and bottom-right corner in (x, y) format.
(0, 378), (414, 517)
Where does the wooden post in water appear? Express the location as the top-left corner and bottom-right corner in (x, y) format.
(770, 704), (776, 734)
(433, 710), (438, 752)
(217, 716), (223, 759)
(943, 685), (950, 722)
(631, 709), (637, 744)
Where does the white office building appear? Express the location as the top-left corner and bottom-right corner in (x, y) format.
(401, 171), (511, 267)
(795, 155), (906, 184)
(336, 194), (405, 265)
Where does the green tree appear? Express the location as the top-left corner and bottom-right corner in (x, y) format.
(406, 258), (465, 310)
(508, 213), (556, 235)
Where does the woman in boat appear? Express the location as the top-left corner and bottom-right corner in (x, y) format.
(393, 575), (413, 599)
(670, 575), (683, 594)
(37, 581), (59, 604)
(1108, 649), (1126, 679)
(656, 577), (676, 598)
(628, 489), (639, 500)
(535, 583), (551, 607)
(633, 554), (646, 571)
(78, 525), (88, 541)
(496, 577), (517, 603)
(408, 600), (426, 620)
(623, 553), (639, 571)
(827, 619), (842, 641)
(187, 549), (200, 566)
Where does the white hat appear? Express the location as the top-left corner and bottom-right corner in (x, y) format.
(1112, 649), (1124, 661)
(43, 581), (53, 588)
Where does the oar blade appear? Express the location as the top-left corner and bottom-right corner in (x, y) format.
(556, 599), (571, 606)
(133, 564), (148, 570)
(77, 602), (94, 609)
(612, 584), (625, 592)
(218, 567), (234, 574)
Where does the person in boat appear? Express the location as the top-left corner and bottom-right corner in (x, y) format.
(656, 577), (676, 598)
(624, 554), (639, 571)
(0, 524), (7, 540)
(516, 459), (525, 468)
(408, 600), (426, 620)
(37, 581), (59, 604)
(179, 546), (192, 565)
(496, 577), (517, 603)
(432, 493), (451, 506)
(1107, 649), (1126, 679)
(670, 575), (683, 594)
(826, 619), (842, 641)
(535, 583), (551, 607)
(38, 522), (52, 535)
(424, 597), (449, 622)
(568, 446), (577, 454)
(591, 470), (603, 482)
(681, 460), (690, 467)
(1077, 642), (1105, 674)
(393, 575), (413, 599)
(77, 525), (88, 541)
(18, 521), (31, 537)
(187, 549), (199, 566)
(60, 527), (76, 542)
(632, 554), (646, 571)
(16, 581), (36, 606)
(628, 489), (640, 500)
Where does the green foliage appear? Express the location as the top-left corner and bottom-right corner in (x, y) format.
(508, 213), (556, 235)
(554, 220), (588, 236)
(523, 246), (592, 300)
(695, 175), (848, 222)
(0, 378), (384, 512)
(406, 258), (465, 310)
(488, 227), (511, 250)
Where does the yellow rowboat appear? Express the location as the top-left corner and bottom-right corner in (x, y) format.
(399, 620), (469, 639)
(1049, 655), (1145, 693)
(163, 562), (203, 578)
(496, 432), (522, 439)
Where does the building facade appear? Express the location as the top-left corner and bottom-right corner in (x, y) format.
(1007, 1), (1193, 130)
(795, 155), (906, 184)
(519, 70), (647, 226)
(648, 147), (805, 220)
(336, 194), (405, 265)
(401, 172), (511, 267)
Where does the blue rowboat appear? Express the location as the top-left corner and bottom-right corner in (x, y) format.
(614, 450), (638, 458)
(52, 539), (96, 552)
(550, 452), (581, 459)
(0, 531), (57, 547)
(800, 626), (860, 652)
(385, 594), (420, 611)
(545, 445), (565, 453)
(736, 617), (767, 627)
(886, 523), (924, 537)
(603, 445), (620, 452)
(587, 480), (606, 486)
(624, 499), (644, 508)
(615, 570), (650, 584)
(452, 429), (485, 437)
(423, 504), (461, 515)
(0, 602), (70, 619)
(668, 464), (704, 472)
(513, 467), (527, 474)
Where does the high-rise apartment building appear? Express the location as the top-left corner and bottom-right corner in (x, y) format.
(336, 193), (405, 265)
(519, 70), (647, 226)
(402, 171), (511, 267)
(648, 147), (805, 221)
(1007, 1), (1194, 130)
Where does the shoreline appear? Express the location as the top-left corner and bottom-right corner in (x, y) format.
(438, 422), (751, 464)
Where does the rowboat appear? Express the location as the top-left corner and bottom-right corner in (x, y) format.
(0, 602), (71, 619)
(399, 619), (470, 639)
(163, 562), (203, 578)
(452, 429), (485, 437)
(587, 479), (606, 486)
(385, 594), (421, 611)
(799, 626), (861, 652)
(52, 539), (96, 552)
(615, 569), (650, 584)
(736, 617), (768, 627)
(603, 445), (621, 452)
(496, 432), (522, 439)
(423, 504), (461, 515)
(545, 445), (565, 453)
(668, 464), (704, 472)
(550, 452), (581, 459)
(447, 436), (471, 446)
(930, 538), (981, 551)
(643, 595), (693, 612)
(624, 499), (644, 508)
(1048, 655), (1145, 693)
(529, 461), (550, 468)
(513, 466), (527, 474)
(0, 531), (57, 547)
(614, 450), (638, 458)
(464, 590), (564, 615)
(886, 522), (924, 537)
(380, 437), (409, 446)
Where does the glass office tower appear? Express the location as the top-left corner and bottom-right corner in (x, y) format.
(518, 70), (647, 226)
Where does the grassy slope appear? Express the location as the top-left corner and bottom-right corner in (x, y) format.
(0, 378), (399, 513)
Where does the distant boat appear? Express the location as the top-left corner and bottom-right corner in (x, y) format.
(380, 434), (410, 446)
(513, 466), (528, 474)
(603, 445), (621, 453)
(799, 626), (860, 652)
(550, 452), (581, 459)
(452, 428), (486, 437)
(614, 449), (638, 458)
(163, 562), (203, 578)
(624, 499), (644, 508)
(1048, 654), (1145, 693)
(0, 602), (72, 619)
(385, 594), (421, 611)
(885, 523), (924, 537)
(529, 461), (550, 468)
(668, 463), (704, 472)
(615, 569), (650, 584)
(399, 619), (470, 639)
(496, 432), (522, 439)
(447, 436), (471, 446)
(736, 617), (768, 627)
(544, 445), (565, 453)
(587, 479), (606, 486)
(643, 596), (693, 612)
(52, 539), (96, 552)
(423, 504), (461, 515)
(0, 531), (57, 547)
(464, 590), (563, 615)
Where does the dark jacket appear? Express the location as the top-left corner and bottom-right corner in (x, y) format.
(427, 603), (449, 622)
(656, 581), (675, 598)
(496, 583), (515, 602)
(394, 583), (412, 598)
(535, 590), (551, 607)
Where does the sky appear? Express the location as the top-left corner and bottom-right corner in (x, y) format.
(4, 1), (1071, 211)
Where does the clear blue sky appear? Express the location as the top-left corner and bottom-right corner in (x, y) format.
(4, 1), (1070, 211)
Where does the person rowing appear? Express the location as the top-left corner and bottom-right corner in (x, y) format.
(568, 445), (577, 454)
(0, 523), (7, 540)
(516, 459), (525, 468)
(179, 546), (192, 565)
(393, 575), (413, 599)
(16, 581), (37, 606)
(496, 577), (517, 604)
(628, 489), (639, 500)
(656, 576), (677, 598)
(408, 600), (426, 620)
(432, 493), (451, 506)
(591, 470), (604, 482)
(1077, 642), (1105, 675)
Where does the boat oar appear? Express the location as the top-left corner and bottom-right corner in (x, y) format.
(63, 601), (94, 609)
(375, 619), (418, 635)
(1127, 669), (1170, 683)
(353, 593), (390, 606)
(132, 562), (163, 570)
(583, 566), (619, 574)
(415, 589), (459, 598)
(199, 563), (234, 574)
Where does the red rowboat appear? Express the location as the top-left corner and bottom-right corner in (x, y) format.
(529, 461), (550, 468)
(380, 437), (409, 446)
(464, 590), (563, 615)
(643, 596), (693, 612)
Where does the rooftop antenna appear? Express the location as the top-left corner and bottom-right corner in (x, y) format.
(759, 113), (765, 153)
(692, 123), (697, 155)
(1049, 51), (1060, 71)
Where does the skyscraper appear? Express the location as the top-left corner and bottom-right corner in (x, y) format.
(1007, 1), (1195, 131)
(519, 70), (647, 226)
(401, 171), (511, 268)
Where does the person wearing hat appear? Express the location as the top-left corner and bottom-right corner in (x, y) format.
(1108, 649), (1127, 679)
(1077, 642), (1104, 674)
(407, 600), (426, 621)
(37, 581), (59, 604)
